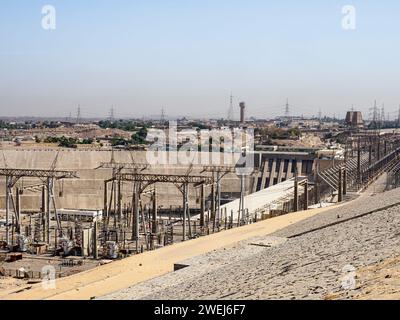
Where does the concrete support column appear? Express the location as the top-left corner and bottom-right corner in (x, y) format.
(93, 220), (98, 259)
(277, 160), (285, 184)
(286, 160), (293, 180)
(268, 159), (277, 187)
(296, 161), (303, 178)
(260, 158), (269, 189)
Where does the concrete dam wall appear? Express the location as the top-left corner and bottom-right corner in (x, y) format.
(0, 149), (321, 212)
(0, 149), (248, 211)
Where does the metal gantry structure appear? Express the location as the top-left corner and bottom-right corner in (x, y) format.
(0, 168), (78, 245)
(118, 172), (213, 247)
(96, 149), (151, 253)
(201, 165), (236, 228)
(3, 131), (399, 261)
(318, 131), (400, 201)
(97, 151), (220, 252)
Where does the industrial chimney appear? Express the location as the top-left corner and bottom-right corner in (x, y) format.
(239, 102), (245, 124)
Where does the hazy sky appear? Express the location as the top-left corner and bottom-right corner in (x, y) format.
(1, 0), (400, 119)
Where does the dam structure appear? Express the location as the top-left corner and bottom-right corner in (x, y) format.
(1, 131), (400, 287)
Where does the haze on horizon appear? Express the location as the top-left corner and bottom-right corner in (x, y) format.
(1, 0), (399, 120)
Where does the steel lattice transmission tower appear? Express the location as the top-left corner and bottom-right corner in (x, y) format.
(370, 100), (379, 124)
(76, 105), (81, 124)
(109, 106), (115, 122)
(228, 93), (234, 121)
(160, 107), (166, 123)
(284, 98), (290, 117)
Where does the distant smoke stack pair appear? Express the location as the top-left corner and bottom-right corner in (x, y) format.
(345, 111), (364, 128)
(239, 102), (246, 124)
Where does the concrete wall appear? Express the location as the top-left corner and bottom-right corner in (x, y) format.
(0, 149), (332, 212)
(253, 152), (316, 192)
(0, 149), (248, 211)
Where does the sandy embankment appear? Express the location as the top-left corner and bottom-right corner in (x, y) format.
(1, 203), (344, 300)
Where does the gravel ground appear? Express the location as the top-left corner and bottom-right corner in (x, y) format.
(326, 255), (400, 300)
(100, 236), (287, 300)
(102, 178), (400, 300)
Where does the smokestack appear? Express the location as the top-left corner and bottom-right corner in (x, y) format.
(239, 102), (245, 124)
